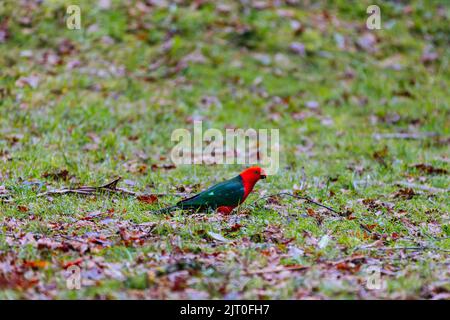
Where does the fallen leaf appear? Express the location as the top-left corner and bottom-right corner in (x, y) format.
(42, 169), (70, 181)
(137, 194), (158, 204)
(289, 42), (305, 56)
(0, 185), (8, 195)
(207, 231), (231, 243)
(23, 260), (48, 269)
(17, 205), (28, 212)
(318, 235), (331, 249)
(356, 33), (377, 52)
(151, 163), (176, 171)
(392, 188), (416, 200)
(15, 75), (40, 88)
(411, 163), (448, 175)
(0, 19), (9, 43)
(372, 146), (389, 165)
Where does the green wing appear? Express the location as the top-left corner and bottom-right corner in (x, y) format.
(177, 175), (244, 209)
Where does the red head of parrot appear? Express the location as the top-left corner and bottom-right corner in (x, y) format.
(239, 166), (266, 199)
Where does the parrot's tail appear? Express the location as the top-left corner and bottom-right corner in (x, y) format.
(154, 205), (178, 214)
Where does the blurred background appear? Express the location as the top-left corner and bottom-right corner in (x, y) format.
(0, 1), (448, 182)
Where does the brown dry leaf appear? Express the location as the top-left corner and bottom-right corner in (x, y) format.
(119, 227), (150, 246)
(225, 223), (243, 233)
(0, 19), (10, 43)
(361, 198), (394, 212)
(266, 195), (282, 205)
(394, 210), (408, 218)
(81, 211), (104, 221)
(412, 163), (448, 175)
(123, 160), (148, 174)
(332, 255), (366, 273)
(41, 50), (62, 67)
(42, 169), (70, 181)
(335, 261), (361, 273)
(57, 39), (76, 56)
(392, 188), (416, 200)
(0, 272), (38, 290)
(137, 194), (158, 204)
(372, 146), (389, 165)
(37, 238), (63, 250)
(17, 205), (28, 212)
(23, 260), (48, 269)
(168, 271), (189, 291)
(5, 134), (23, 146)
(263, 225), (294, 245)
(0, 149), (12, 162)
(307, 208), (323, 224)
(360, 223), (378, 232)
(151, 163), (176, 171)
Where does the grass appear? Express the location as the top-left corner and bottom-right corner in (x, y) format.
(0, 0), (449, 299)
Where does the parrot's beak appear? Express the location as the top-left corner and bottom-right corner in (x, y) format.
(260, 169), (267, 179)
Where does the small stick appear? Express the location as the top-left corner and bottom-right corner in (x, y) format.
(246, 265), (309, 275)
(252, 192), (341, 215)
(247, 255), (365, 275)
(396, 181), (449, 193)
(355, 246), (450, 253)
(372, 132), (438, 140)
(0, 177), (187, 203)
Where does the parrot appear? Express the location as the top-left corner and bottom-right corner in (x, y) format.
(158, 166), (267, 214)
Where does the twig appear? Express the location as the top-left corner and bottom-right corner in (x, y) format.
(56, 234), (87, 243)
(0, 177), (187, 203)
(0, 177), (124, 203)
(372, 132), (438, 140)
(355, 245), (450, 253)
(251, 192), (341, 215)
(246, 255), (365, 275)
(1, 231), (86, 243)
(246, 265), (309, 275)
(396, 181), (449, 193)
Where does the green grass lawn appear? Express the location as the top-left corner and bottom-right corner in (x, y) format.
(0, 0), (449, 299)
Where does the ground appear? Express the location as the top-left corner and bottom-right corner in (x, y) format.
(0, 0), (449, 299)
